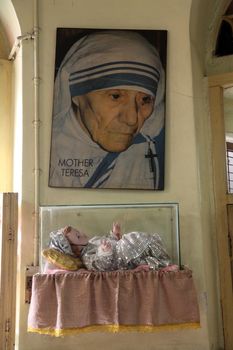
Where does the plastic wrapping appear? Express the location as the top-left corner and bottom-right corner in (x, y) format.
(49, 229), (75, 256)
(81, 231), (171, 271)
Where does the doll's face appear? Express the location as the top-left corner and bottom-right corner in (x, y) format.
(63, 226), (88, 256)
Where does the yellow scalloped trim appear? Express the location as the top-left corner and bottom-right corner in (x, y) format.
(28, 323), (201, 336)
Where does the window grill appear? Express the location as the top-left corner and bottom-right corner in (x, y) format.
(226, 142), (233, 193)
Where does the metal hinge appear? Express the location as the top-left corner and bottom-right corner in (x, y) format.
(5, 319), (11, 333)
(228, 233), (232, 258)
(8, 227), (15, 241)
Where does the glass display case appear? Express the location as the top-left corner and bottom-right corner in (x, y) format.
(28, 203), (201, 336)
(39, 203), (180, 268)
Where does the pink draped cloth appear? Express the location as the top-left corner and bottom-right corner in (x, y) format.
(28, 268), (200, 335)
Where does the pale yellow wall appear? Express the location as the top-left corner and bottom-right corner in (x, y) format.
(0, 22), (10, 58)
(1, 0), (226, 349)
(0, 59), (12, 192)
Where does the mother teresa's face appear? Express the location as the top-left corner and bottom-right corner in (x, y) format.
(72, 89), (155, 152)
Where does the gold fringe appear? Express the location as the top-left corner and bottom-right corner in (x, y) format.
(28, 323), (201, 337)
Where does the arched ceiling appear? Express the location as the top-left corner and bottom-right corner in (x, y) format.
(190, 0), (233, 75)
(0, 0), (20, 59)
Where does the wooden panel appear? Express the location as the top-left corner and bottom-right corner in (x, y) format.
(209, 72), (233, 88)
(0, 193), (18, 350)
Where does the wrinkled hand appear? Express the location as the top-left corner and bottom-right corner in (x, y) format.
(133, 264), (150, 272)
(112, 222), (122, 240)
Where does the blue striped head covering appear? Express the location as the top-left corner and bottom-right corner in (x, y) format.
(53, 30), (165, 137)
(69, 59), (159, 98)
(68, 31), (160, 98)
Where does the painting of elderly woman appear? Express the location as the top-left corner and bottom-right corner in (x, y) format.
(49, 28), (167, 190)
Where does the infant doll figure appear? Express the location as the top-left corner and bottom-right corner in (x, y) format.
(81, 222), (172, 272)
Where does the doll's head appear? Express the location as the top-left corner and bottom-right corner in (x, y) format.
(63, 226), (88, 256)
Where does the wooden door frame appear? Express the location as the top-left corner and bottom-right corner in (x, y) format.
(0, 193), (18, 349)
(208, 72), (233, 350)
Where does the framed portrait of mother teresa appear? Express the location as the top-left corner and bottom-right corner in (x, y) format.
(49, 28), (167, 190)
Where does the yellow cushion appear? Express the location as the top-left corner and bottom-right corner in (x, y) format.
(42, 248), (83, 271)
